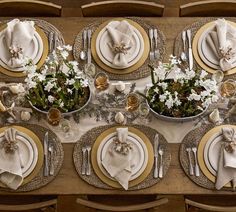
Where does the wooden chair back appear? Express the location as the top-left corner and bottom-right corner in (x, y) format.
(0, 0), (62, 17)
(185, 198), (236, 211)
(0, 198), (57, 211)
(76, 197), (168, 211)
(81, 0), (164, 17)
(180, 0), (236, 17)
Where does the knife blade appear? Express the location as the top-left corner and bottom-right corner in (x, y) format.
(87, 29), (92, 64)
(187, 29), (193, 70)
(154, 134), (159, 178)
(44, 131), (49, 177)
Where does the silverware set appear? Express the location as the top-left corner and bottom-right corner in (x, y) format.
(181, 29), (193, 70)
(82, 146), (91, 176)
(149, 28), (160, 61)
(43, 132), (55, 176)
(80, 29), (92, 65)
(153, 134), (164, 179)
(48, 32), (58, 53)
(186, 145), (200, 177)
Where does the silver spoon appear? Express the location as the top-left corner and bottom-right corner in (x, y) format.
(80, 30), (87, 61)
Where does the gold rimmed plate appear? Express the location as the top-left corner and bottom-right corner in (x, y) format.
(192, 20), (236, 75)
(0, 125), (44, 187)
(0, 24), (48, 77)
(91, 126), (154, 189)
(91, 18), (150, 75)
(197, 125), (236, 188)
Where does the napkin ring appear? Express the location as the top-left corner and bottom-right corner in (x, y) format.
(224, 141), (236, 153)
(9, 46), (23, 59)
(109, 43), (131, 55)
(219, 47), (235, 61)
(113, 138), (132, 155)
(0, 139), (18, 154)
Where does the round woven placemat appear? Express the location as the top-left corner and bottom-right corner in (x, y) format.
(73, 124), (171, 190)
(179, 123), (236, 191)
(73, 17), (166, 81)
(174, 17), (236, 81)
(0, 18), (65, 83)
(0, 123), (64, 192)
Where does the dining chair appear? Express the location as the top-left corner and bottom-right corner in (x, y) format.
(0, 0), (62, 17)
(179, 0), (236, 17)
(185, 195), (236, 211)
(0, 196), (57, 211)
(76, 196), (168, 211)
(81, 0), (165, 17)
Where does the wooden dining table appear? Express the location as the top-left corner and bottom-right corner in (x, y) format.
(0, 17), (235, 196)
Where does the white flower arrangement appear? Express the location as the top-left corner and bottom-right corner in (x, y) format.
(146, 55), (219, 118)
(24, 45), (90, 113)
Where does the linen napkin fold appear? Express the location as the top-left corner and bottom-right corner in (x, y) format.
(215, 127), (236, 190)
(0, 128), (23, 190)
(102, 127), (134, 190)
(206, 19), (236, 71)
(106, 20), (134, 68)
(4, 19), (35, 68)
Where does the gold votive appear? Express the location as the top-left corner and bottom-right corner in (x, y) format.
(220, 80), (236, 98)
(47, 107), (61, 126)
(126, 93), (140, 112)
(94, 73), (109, 91)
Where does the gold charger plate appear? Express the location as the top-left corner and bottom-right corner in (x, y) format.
(0, 24), (48, 78)
(91, 18), (150, 75)
(192, 20), (236, 76)
(0, 125), (44, 187)
(91, 126), (154, 189)
(197, 125), (236, 188)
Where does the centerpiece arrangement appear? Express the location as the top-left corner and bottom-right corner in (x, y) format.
(146, 55), (219, 122)
(24, 45), (90, 114)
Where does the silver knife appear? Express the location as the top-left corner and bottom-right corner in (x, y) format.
(87, 29), (92, 64)
(53, 33), (58, 51)
(44, 131), (49, 177)
(49, 32), (54, 53)
(187, 29), (193, 70)
(154, 134), (159, 178)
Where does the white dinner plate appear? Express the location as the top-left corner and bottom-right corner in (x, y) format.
(97, 131), (148, 181)
(203, 131), (222, 176)
(0, 130), (38, 178)
(0, 30), (43, 72)
(197, 25), (220, 70)
(96, 23), (144, 69)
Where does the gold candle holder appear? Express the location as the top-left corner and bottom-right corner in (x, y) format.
(94, 73), (109, 91)
(126, 93), (140, 112)
(47, 107), (61, 126)
(220, 80), (236, 98)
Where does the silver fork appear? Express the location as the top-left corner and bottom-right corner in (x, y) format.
(82, 147), (86, 175)
(149, 28), (154, 61)
(158, 146), (164, 178)
(181, 30), (187, 61)
(48, 145), (54, 176)
(86, 146), (91, 176)
(186, 147), (194, 176)
(192, 147), (200, 177)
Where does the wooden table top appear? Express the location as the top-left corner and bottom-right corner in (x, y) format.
(1, 17), (234, 195)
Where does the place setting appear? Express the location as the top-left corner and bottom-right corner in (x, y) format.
(73, 125), (171, 190)
(0, 18), (65, 81)
(174, 18), (236, 79)
(73, 17), (166, 81)
(0, 124), (64, 192)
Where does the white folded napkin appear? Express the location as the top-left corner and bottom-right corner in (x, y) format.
(213, 19), (236, 71)
(215, 127), (236, 190)
(106, 20), (134, 67)
(0, 128), (23, 190)
(102, 127), (134, 190)
(4, 19), (35, 68)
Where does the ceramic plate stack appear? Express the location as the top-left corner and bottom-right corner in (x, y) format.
(91, 126), (154, 188)
(0, 24), (48, 77)
(0, 126), (43, 187)
(91, 18), (150, 75)
(197, 125), (236, 188)
(192, 20), (236, 75)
